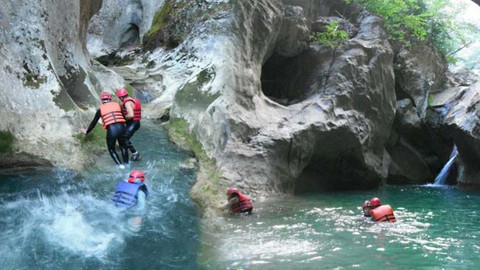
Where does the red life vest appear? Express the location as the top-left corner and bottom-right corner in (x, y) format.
(370, 205), (396, 223)
(231, 193), (253, 213)
(122, 97), (141, 121)
(100, 102), (126, 129)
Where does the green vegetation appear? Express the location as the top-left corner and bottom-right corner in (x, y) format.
(309, 21), (349, 48)
(175, 67), (219, 109)
(125, 84), (134, 97)
(345, 0), (428, 46)
(345, 0), (479, 62)
(167, 118), (221, 209)
(76, 124), (106, 152)
(145, 3), (174, 38)
(427, 95), (434, 106)
(425, 0), (479, 63)
(0, 131), (15, 153)
(168, 118), (209, 163)
(197, 68), (214, 85)
(51, 90), (76, 112)
(23, 73), (47, 89)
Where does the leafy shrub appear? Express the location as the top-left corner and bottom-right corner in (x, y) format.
(345, 0), (479, 62)
(425, 0), (479, 63)
(309, 21), (349, 48)
(346, 0), (428, 47)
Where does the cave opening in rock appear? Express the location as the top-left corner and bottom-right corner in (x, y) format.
(120, 23), (140, 48)
(261, 50), (323, 106)
(294, 153), (380, 193)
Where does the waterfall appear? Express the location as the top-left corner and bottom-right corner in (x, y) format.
(433, 145), (458, 185)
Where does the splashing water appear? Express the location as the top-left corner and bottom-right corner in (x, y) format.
(0, 121), (200, 269)
(2, 124), (480, 269)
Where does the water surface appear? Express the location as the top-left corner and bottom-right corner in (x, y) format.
(201, 186), (480, 269)
(0, 121), (200, 269)
(2, 123), (480, 269)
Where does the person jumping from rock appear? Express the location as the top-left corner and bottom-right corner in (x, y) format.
(116, 88), (142, 161)
(83, 92), (129, 168)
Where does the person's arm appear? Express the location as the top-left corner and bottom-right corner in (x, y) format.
(85, 110), (101, 134)
(130, 190), (147, 232)
(217, 196), (239, 211)
(135, 190), (147, 216)
(124, 101), (134, 120)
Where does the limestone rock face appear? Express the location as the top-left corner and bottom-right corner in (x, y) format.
(0, 0), (124, 169)
(386, 99), (436, 184)
(436, 83), (480, 185)
(274, 5), (310, 57)
(384, 42), (450, 184)
(138, 0), (397, 195)
(87, 0), (164, 57)
(394, 44), (448, 118)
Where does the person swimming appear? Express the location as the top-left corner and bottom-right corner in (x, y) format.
(362, 197), (396, 222)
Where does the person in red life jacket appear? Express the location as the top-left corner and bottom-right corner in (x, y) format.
(112, 170), (148, 231)
(82, 92), (129, 168)
(362, 197), (396, 222)
(218, 188), (253, 215)
(116, 88), (142, 161)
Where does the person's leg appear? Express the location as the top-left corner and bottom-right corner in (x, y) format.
(125, 121), (141, 161)
(124, 121), (140, 153)
(106, 125), (122, 165)
(116, 124), (129, 164)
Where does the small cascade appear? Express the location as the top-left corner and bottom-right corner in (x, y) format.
(433, 145), (458, 185)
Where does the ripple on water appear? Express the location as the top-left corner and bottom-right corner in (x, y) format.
(203, 187), (480, 269)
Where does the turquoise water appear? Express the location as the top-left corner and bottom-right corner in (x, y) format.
(201, 186), (480, 269)
(0, 121), (201, 269)
(2, 123), (480, 269)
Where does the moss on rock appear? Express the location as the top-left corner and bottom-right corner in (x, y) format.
(145, 3), (174, 38)
(23, 73), (47, 89)
(125, 84), (134, 96)
(0, 131), (15, 153)
(167, 118), (221, 211)
(175, 67), (219, 109)
(76, 123), (106, 153)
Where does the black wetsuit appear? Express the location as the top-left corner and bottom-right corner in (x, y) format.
(124, 120), (140, 154)
(86, 110), (129, 165)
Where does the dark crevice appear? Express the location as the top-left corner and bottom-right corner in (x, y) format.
(261, 50), (323, 105)
(120, 23), (140, 49)
(294, 153), (379, 193)
(323, 48), (338, 90)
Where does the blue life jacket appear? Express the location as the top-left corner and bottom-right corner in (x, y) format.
(112, 181), (149, 208)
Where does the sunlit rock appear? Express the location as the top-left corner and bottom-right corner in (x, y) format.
(0, 0), (124, 169)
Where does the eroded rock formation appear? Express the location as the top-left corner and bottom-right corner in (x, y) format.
(131, 0), (397, 200)
(429, 83), (480, 185)
(0, 0), (124, 169)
